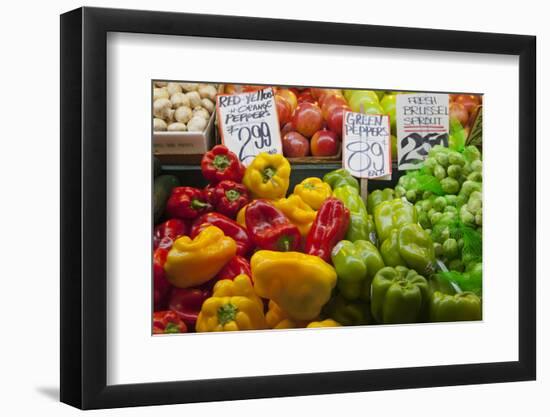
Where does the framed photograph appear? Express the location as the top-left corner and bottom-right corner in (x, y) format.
(60, 6), (536, 410)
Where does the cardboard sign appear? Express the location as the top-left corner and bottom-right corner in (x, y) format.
(396, 93), (449, 170)
(342, 111), (392, 179)
(217, 87), (282, 166)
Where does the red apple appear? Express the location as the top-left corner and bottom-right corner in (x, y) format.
(455, 94), (481, 114)
(275, 95), (292, 126)
(292, 102), (324, 138)
(311, 129), (340, 157)
(282, 131), (310, 157)
(321, 94), (348, 119)
(449, 102), (469, 126)
(326, 105), (350, 138)
(280, 121), (295, 137)
(277, 89), (298, 113)
(297, 90), (316, 105)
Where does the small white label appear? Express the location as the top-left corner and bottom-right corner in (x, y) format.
(396, 93), (449, 170)
(217, 87), (283, 166)
(342, 111), (392, 179)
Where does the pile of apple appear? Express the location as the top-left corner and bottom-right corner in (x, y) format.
(273, 87), (349, 158)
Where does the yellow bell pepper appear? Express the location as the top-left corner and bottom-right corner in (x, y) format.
(251, 250), (337, 321)
(294, 177), (332, 210)
(212, 274), (263, 312)
(196, 274), (266, 332)
(242, 153), (291, 200)
(266, 300), (308, 329)
(164, 226), (236, 288)
(272, 194), (317, 237)
(306, 319), (341, 328)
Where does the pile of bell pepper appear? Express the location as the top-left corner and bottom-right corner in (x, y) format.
(153, 144), (482, 334)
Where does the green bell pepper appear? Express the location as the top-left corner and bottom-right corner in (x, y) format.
(371, 266), (430, 324)
(332, 240), (385, 301)
(374, 198), (417, 243)
(332, 185), (376, 244)
(380, 229), (406, 267)
(367, 188), (395, 215)
(322, 293), (371, 326)
(397, 223), (436, 276)
(430, 291), (482, 322)
(438, 263), (482, 296)
(323, 168), (359, 191)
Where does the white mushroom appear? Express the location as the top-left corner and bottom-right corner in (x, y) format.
(170, 92), (190, 108)
(155, 81), (167, 87)
(186, 91), (202, 108)
(153, 98), (172, 119)
(193, 107), (210, 120)
(187, 116), (207, 132)
(154, 87), (169, 101)
(167, 122), (188, 132)
(165, 109), (176, 123)
(180, 83), (199, 92)
(174, 106), (193, 124)
(198, 84), (218, 101)
(200, 98), (215, 113)
(153, 118), (167, 131)
(166, 82), (182, 96)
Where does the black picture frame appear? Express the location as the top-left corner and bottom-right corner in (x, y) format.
(60, 6), (536, 410)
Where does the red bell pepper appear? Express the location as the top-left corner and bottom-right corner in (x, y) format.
(245, 199), (301, 252)
(190, 212), (253, 256)
(215, 255), (252, 281)
(165, 187), (211, 220)
(201, 145), (245, 184)
(153, 310), (188, 334)
(153, 248), (172, 311)
(153, 218), (187, 250)
(168, 286), (211, 329)
(305, 197), (350, 262)
(210, 180), (249, 218)
(203, 183), (216, 205)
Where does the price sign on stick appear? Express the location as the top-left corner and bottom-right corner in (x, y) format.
(342, 111), (392, 179)
(396, 93), (449, 170)
(217, 87), (283, 166)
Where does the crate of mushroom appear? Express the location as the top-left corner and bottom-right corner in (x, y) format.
(153, 81), (219, 163)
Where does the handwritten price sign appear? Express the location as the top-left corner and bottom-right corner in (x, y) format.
(396, 93), (449, 170)
(342, 111), (392, 179)
(217, 87), (282, 166)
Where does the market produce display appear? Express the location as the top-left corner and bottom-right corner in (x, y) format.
(153, 140), (483, 333)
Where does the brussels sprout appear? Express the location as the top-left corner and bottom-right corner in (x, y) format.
(421, 199), (433, 212)
(418, 212), (431, 229)
(475, 212), (482, 226)
(460, 180), (482, 198)
(424, 157), (438, 170)
(434, 165), (446, 180)
(470, 159), (483, 173)
(457, 238), (464, 250)
(422, 191), (433, 200)
(406, 189), (417, 202)
(444, 205), (458, 214)
(443, 238), (459, 260)
(467, 171), (482, 182)
(395, 185), (406, 197)
(445, 194), (458, 206)
(463, 145), (481, 161)
(467, 196), (482, 212)
(433, 196), (447, 211)
(460, 206), (475, 225)
(430, 211), (443, 226)
(435, 152), (449, 167)
(448, 151), (466, 167)
(441, 177), (460, 194)
(447, 164), (462, 178)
